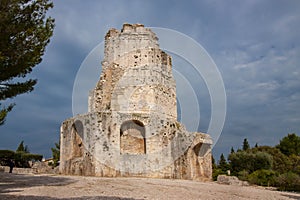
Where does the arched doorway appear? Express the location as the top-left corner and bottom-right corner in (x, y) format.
(120, 120), (146, 154)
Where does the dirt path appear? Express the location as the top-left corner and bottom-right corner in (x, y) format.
(0, 173), (299, 200)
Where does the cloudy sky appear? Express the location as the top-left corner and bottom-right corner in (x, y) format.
(1, 0), (299, 160)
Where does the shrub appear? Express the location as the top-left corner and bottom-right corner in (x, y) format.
(251, 146), (292, 173)
(0, 150), (15, 166)
(237, 170), (249, 181)
(22, 153), (43, 161)
(248, 169), (276, 187)
(228, 151), (273, 174)
(276, 133), (300, 156)
(289, 154), (300, 175)
(275, 172), (300, 192)
(254, 152), (273, 170)
(14, 152), (43, 168)
(212, 168), (225, 181)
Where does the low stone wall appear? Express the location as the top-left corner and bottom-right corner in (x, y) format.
(0, 166), (37, 174)
(0, 163), (59, 174)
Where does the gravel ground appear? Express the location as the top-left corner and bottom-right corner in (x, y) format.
(0, 173), (299, 200)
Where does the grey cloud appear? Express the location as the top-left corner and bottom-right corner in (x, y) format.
(1, 0), (299, 160)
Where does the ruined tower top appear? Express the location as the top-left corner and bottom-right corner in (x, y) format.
(90, 23), (176, 118)
(102, 23), (164, 69)
(105, 23), (157, 39)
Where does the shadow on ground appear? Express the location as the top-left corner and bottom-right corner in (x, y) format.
(0, 173), (140, 200)
(0, 172), (75, 193)
(0, 194), (139, 200)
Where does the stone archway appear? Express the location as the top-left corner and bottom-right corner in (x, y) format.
(120, 120), (146, 154)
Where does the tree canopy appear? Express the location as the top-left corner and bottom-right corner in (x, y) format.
(16, 140), (29, 153)
(242, 138), (250, 151)
(277, 133), (300, 156)
(0, 0), (55, 125)
(218, 153), (229, 173)
(0, 141), (42, 167)
(214, 133), (300, 191)
(50, 142), (60, 167)
(16, 140), (25, 152)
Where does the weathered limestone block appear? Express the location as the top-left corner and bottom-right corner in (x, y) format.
(60, 23), (212, 180)
(217, 175), (249, 186)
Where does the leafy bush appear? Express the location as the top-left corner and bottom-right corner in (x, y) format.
(14, 152), (29, 168)
(254, 152), (273, 171)
(276, 133), (300, 156)
(0, 150), (15, 166)
(248, 169), (276, 187)
(14, 152), (43, 168)
(237, 170), (249, 181)
(251, 146), (292, 173)
(22, 153), (43, 161)
(228, 151), (253, 174)
(50, 142), (60, 167)
(228, 151), (272, 174)
(219, 134), (300, 192)
(275, 172), (300, 192)
(218, 153), (230, 173)
(212, 168), (225, 181)
(289, 154), (300, 175)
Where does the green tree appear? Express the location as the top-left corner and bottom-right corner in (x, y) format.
(227, 136), (300, 191)
(253, 152), (273, 171)
(229, 151), (252, 174)
(248, 169), (276, 187)
(218, 153), (229, 173)
(237, 170), (249, 181)
(0, 149), (15, 166)
(275, 172), (300, 192)
(0, 104), (13, 125)
(289, 154), (300, 175)
(212, 155), (216, 169)
(0, 0), (55, 124)
(16, 140), (25, 152)
(230, 147), (235, 154)
(24, 145), (29, 153)
(242, 138), (250, 151)
(277, 133), (300, 156)
(212, 168), (223, 181)
(228, 151), (272, 174)
(212, 155), (224, 180)
(50, 142), (60, 167)
(251, 146), (291, 174)
(14, 141), (42, 167)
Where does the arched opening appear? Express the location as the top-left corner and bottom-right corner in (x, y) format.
(74, 120), (84, 139)
(190, 143), (203, 178)
(71, 120), (84, 157)
(120, 120), (146, 154)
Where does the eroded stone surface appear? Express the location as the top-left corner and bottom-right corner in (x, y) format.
(59, 23), (212, 180)
(217, 175), (249, 186)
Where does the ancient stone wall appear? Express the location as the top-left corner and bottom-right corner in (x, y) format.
(60, 24), (212, 180)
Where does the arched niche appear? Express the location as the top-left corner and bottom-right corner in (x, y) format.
(71, 120), (84, 157)
(120, 120), (146, 154)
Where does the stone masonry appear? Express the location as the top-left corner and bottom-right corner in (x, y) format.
(59, 24), (212, 180)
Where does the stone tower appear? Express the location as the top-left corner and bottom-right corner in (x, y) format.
(60, 24), (212, 180)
